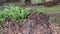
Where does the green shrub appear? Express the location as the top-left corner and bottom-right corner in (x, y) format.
(0, 4), (30, 23)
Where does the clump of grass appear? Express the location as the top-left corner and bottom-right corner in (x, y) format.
(0, 4), (30, 23)
(49, 16), (60, 24)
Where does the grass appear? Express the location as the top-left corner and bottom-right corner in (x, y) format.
(35, 5), (60, 13)
(49, 16), (60, 24)
(0, 4), (31, 23)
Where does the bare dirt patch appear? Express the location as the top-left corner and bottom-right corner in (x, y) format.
(0, 11), (60, 34)
(47, 12), (60, 18)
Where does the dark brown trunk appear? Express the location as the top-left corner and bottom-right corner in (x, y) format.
(25, 0), (31, 5)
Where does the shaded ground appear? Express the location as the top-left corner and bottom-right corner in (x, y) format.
(47, 12), (60, 25)
(0, 11), (60, 34)
(48, 12), (60, 18)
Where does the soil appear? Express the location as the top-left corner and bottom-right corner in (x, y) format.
(47, 12), (60, 18)
(0, 11), (60, 34)
(20, 11), (60, 34)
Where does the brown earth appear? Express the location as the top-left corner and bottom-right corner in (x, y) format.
(0, 11), (60, 34)
(47, 12), (60, 18)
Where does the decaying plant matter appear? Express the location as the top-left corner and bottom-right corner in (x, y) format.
(0, 11), (60, 34)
